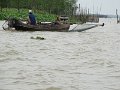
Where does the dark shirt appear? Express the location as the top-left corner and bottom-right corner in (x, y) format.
(29, 13), (36, 25)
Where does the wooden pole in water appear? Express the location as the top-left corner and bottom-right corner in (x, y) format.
(79, 4), (81, 21)
(79, 4), (80, 14)
(116, 9), (119, 23)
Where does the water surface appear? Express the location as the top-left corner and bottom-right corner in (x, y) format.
(0, 18), (120, 90)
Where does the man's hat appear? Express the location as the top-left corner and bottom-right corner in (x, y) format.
(29, 10), (32, 13)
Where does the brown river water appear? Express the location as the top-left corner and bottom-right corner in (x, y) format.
(0, 18), (120, 90)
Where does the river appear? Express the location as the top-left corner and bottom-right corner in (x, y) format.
(0, 18), (120, 90)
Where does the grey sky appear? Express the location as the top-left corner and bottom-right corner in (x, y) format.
(77, 0), (120, 15)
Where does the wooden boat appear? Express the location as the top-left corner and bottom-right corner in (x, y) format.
(7, 18), (70, 32)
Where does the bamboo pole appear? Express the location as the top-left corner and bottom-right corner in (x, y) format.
(116, 9), (119, 23)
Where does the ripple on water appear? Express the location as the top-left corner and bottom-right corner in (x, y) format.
(45, 87), (61, 90)
(0, 49), (21, 63)
(1, 18), (120, 90)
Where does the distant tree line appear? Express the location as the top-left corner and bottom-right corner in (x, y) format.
(0, 0), (78, 16)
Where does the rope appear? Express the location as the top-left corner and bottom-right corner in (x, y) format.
(70, 24), (79, 31)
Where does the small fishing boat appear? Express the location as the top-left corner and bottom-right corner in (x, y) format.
(2, 18), (104, 32)
(4, 18), (70, 32)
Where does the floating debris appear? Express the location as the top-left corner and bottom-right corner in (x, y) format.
(30, 36), (45, 40)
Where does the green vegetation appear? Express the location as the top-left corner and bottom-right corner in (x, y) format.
(0, 0), (88, 23)
(0, 8), (56, 22)
(0, 0), (77, 15)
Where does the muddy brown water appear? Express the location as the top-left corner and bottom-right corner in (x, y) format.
(0, 18), (120, 90)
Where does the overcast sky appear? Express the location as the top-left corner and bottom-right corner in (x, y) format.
(77, 0), (120, 15)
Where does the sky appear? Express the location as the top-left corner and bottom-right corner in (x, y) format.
(77, 0), (120, 15)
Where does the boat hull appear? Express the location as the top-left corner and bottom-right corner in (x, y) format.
(7, 18), (70, 32)
(14, 23), (70, 32)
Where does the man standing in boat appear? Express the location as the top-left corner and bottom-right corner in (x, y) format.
(28, 10), (36, 25)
